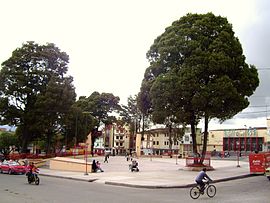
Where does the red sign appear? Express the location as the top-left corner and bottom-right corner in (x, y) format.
(249, 152), (270, 174)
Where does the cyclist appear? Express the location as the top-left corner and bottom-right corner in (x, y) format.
(195, 168), (212, 192)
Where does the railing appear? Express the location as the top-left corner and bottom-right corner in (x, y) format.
(186, 157), (211, 167)
(6, 150), (87, 160)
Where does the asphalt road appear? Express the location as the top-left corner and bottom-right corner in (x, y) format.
(0, 173), (269, 203)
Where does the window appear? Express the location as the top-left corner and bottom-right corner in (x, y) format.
(153, 141), (156, 145)
(156, 141), (159, 145)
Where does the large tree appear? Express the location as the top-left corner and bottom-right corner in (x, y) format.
(75, 92), (121, 155)
(0, 131), (19, 158)
(120, 95), (146, 151)
(143, 13), (259, 163)
(0, 41), (76, 153)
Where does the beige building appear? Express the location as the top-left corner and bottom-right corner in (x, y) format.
(136, 127), (202, 157)
(208, 119), (270, 154)
(92, 124), (133, 155)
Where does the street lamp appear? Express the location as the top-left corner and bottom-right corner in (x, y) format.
(84, 143), (89, 175)
(82, 111), (91, 175)
(236, 140), (240, 167)
(176, 145), (178, 165)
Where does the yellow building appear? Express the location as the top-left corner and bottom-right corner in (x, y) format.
(208, 119), (270, 154)
(135, 127), (202, 157)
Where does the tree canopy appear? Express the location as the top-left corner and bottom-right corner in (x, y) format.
(0, 41), (76, 153)
(140, 13), (259, 162)
(75, 91), (121, 154)
(0, 131), (19, 158)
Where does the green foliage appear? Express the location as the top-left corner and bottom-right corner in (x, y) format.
(0, 131), (19, 156)
(141, 12), (259, 160)
(75, 91), (121, 154)
(120, 95), (141, 133)
(76, 91), (121, 126)
(0, 41), (76, 153)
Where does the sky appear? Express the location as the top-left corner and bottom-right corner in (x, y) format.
(0, 0), (270, 130)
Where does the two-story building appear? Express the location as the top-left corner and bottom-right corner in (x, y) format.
(208, 118), (270, 155)
(136, 127), (202, 157)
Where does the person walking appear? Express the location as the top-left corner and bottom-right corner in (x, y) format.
(104, 154), (109, 163)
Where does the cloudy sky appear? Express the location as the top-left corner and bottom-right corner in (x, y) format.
(0, 0), (269, 130)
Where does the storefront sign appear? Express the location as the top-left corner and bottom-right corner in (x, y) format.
(224, 129), (257, 137)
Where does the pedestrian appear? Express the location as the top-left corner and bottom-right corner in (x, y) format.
(126, 153), (129, 161)
(92, 160), (97, 172)
(195, 168), (212, 193)
(104, 154), (109, 163)
(96, 161), (104, 172)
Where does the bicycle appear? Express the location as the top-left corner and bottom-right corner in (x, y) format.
(190, 180), (216, 199)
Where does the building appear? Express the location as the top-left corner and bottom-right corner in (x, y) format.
(113, 125), (128, 155)
(93, 124), (133, 155)
(208, 119), (270, 154)
(136, 127), (202, 157)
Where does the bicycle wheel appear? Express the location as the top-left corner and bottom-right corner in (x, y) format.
(206, 185), (216, 198)
(190, 186), (200, 199)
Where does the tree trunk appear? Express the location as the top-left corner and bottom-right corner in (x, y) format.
(168, 124), (173, 158)
(190, 112), (198, 164)
(200, 115), (209, 165)
(190, 116), (197, 154)
(21, 127), (30, 153)
(46, 131), (52, 155)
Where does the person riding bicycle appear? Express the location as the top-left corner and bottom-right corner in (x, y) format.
(195, 168), (212, 192)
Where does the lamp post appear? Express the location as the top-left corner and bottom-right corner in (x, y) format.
(176, 145), (178, 165)
(74, 111), (78, 159)
(82, 111), (91, 175)
(84, 143), (89, 175)
(236, 140), (240, 167)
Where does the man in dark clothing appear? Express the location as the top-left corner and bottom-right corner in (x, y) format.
(195, 168), (212, 192)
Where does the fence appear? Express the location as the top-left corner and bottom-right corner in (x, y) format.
(186, 157), (211, 167)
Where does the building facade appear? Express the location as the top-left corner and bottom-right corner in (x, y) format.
(208, 119), (270, 154)
(93, 124), (133, 155)
(136, 127), (202, 157)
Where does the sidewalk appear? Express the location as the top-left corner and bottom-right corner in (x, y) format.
(39, 156), (252, 189)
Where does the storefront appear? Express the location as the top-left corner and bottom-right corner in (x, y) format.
(223, 128), (264, 152)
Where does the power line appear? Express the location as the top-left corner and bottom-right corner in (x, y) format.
(247, 105), (269, 108)
(237, 110), (267, 115)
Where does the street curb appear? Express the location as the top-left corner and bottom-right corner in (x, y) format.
(104, 174), (255, 189)
(39, 173), (259, 189)
(39, 173), (98, 182)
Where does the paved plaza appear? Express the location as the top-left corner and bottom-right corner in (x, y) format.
(39, 155), (252, 188)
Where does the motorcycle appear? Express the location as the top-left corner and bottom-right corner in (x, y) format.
(26, 170), (40, 185)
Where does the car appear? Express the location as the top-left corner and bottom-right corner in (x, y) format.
(265, 167), (270, 180)
(0, 161), (26, 175)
